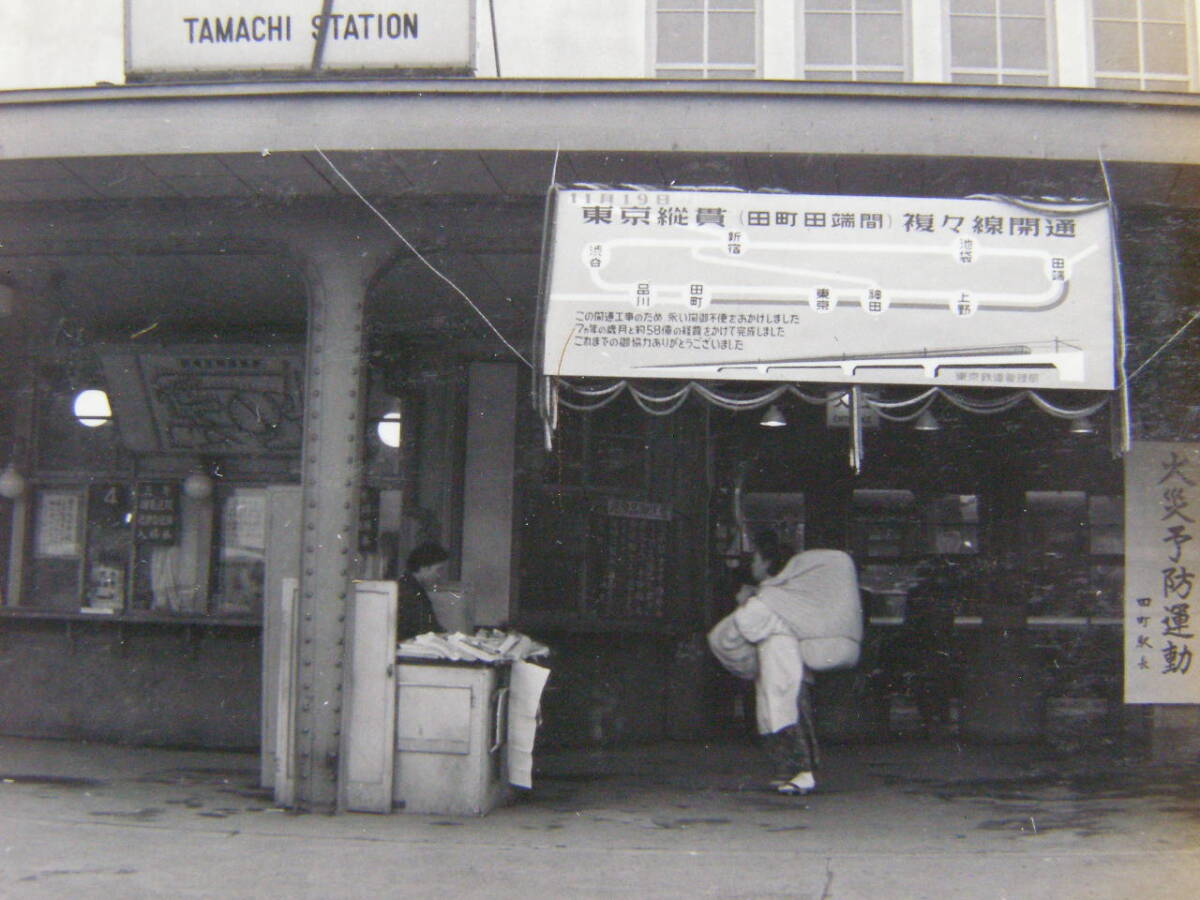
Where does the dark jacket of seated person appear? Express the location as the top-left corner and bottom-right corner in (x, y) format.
(396, 541), (447, 640)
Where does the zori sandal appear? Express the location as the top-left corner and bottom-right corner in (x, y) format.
(777, 781), (812, 796)
(777, 771), (816, 795)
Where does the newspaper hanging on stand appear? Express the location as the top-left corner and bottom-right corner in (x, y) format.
(397, 629), (551, 787)
(507, 660), (551, 789)
(1125, 442), (1200, 704)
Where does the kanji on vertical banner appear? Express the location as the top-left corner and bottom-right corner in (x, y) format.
(1124, 442), (1200, 703)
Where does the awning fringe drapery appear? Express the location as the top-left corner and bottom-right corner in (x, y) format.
(552, 377), (1110, 419)
(543, 376), (1113, 465)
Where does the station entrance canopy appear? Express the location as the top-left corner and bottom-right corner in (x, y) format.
(535, 185), (1123, 465)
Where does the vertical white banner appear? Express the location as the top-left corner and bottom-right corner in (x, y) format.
(1124, 442), (1200, 704)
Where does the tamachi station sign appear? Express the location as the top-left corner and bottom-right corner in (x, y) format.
(538, 187), (1117, 391)
(125, 0), (473, 76)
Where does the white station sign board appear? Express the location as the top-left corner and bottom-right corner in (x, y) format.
(126, 1), (473, 75)
(539, 187), (1117, 390)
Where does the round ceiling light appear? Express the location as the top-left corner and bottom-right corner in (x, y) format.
(73, 389), (112, 428)
(376, 409), (402, 448)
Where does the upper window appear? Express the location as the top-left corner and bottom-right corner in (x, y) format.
(949, 0), (1055, 86)
(1092, 0), (1193, 91)
(656, 0), (759, 78)
(800, 0), (908, 82)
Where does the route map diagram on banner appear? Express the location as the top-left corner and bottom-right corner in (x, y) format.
(539, 187), (1117, 390)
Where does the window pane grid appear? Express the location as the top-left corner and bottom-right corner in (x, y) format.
(1092, 0), (1193, 89)
(949, 0), (1053, 84)
(800, 1), (907, 82)
(951, 66), (1051, 75)
(654, 64), (759, 75)
(804, 65), (907, 78)
(656, 0), (758, 78)
(656, 63), (759, 70)
(951, 70), (1051, 84)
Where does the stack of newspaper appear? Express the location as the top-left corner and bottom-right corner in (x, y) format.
(397, 628), (550, 663)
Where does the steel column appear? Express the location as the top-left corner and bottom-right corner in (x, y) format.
(290, 235), (385, 811)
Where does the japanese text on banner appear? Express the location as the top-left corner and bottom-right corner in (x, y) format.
(1125, 442), (1199, 704)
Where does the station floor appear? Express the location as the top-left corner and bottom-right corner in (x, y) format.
(1, 733), (1197, 899)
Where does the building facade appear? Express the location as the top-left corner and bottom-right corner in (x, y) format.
(2, 1), (1199, 810)
(4, 2), (1200, 90)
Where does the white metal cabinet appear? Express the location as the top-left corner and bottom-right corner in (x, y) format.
(393, 660), (512, 815)
(341, 581), (399, 812)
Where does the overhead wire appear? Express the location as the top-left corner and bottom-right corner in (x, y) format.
(314, 147), (532, 369)
(1123, 306), (1200, 384)
(1098, 151), (1132, 456)
(488, 0), (502, 77)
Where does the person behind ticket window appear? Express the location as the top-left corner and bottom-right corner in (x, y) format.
(901, 556), (961, 736)
(396, 541), (448, 640)
(707, 528), (862, 796)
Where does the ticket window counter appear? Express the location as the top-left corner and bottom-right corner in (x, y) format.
(8, 349), (320, 619)
(14, 479), (276, 617)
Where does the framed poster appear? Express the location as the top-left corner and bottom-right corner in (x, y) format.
(34, 490), (82, 558)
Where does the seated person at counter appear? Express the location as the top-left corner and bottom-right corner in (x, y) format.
(880, 556), (961, 737)
(397, 541), (448, 640)
(708, 530), (862, 796)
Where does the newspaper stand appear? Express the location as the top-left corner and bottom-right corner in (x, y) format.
(392, 656), (513, 815)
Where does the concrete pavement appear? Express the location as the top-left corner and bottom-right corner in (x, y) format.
(1, 735), (1197, 898)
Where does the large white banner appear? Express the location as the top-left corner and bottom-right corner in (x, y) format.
(1125, 442), (1200, 704)
(126, 1), (473, 75)
(539, 187), (1117, 390)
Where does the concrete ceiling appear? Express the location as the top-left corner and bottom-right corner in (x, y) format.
(3, 81), (1200, 355)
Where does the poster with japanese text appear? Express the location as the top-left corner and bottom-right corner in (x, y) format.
(222, 488), (267, 559)
(34, 491), (82, 558)
(1124, 442), (1200, 704)
(540, 187), (1116, 390)
(134, 480), (181, 545)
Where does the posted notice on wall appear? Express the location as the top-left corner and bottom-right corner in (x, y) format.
(34, 491), (82, 558)
(1124, 442), (1200, 704)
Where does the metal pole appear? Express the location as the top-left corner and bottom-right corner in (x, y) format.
(289, 236), (376, 811)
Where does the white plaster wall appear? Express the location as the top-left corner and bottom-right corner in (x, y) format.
(0, 0), (125, 90)
(910, 0), (948, 84)
(762, 0), (797, 80)
(1055, 0), (1092, 87)
(0, 0), (647, 90)
(1193, 0), (1200, 86)
(477, 0), (648, 78)
(2, 1), (1197, 92)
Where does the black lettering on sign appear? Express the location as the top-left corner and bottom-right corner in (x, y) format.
(184, 16), (294, 44)
(312, 13), (419, 40)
